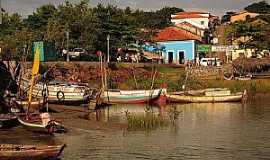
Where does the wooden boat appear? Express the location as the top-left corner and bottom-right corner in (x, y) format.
(17, 47), (66, 134)
(100, 88), (167, 105)
(0, 144), (66, 160)
(15, 99), (44, 112)
(171, 88), (229, 96)
(0, 114), (19, 129)
(235, 76), (252, 81)
(18, 113), (66, 134)
(168, 89), (246, 103)
(252, 73), (270, 79)
(224, 74), (252, 81)
(20, 79), (91, 103)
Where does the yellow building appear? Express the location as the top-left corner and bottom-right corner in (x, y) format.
(230, 11), (259, 23)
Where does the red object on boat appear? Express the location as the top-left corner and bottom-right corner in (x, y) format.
(96, 50), (103, 57)
(153, 91), (167, 106)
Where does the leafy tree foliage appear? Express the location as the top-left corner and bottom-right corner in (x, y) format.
(245, 1), (270, 14)
(225, 21), (269, 50)
(0, 1), (183, 59)
(221, 12), (236, 24)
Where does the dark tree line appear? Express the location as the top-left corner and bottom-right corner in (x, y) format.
(0, 0), (183, 60)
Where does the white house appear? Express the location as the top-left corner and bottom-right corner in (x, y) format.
(171, 11), (216, 30)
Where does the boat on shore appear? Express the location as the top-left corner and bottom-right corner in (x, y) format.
(20, 78), (92, 104)
(18, 113), (66, 134)
(0, 144), (66, 160)
(100, 88), (167, 105)
(0, 114), (19, 129)
(168, 88), (246, 103)
(15, 99), (44, 112)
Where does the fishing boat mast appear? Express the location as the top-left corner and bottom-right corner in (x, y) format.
(27, 48), (40, 116)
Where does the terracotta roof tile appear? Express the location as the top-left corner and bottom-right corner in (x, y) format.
(172, 14), (206, 19)
(153, 27), (202, 42)
(174, 11), (208, 15)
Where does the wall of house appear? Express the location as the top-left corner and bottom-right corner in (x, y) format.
(171, 18), (209, 29)
(177, 24), (204, 37)
(157, 40), (195, 64)
(230, 12), (259, 23)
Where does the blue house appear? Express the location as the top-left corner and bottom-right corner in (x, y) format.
(154, 27), (202, 64)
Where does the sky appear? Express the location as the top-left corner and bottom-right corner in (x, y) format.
(2, 0), (270, 17)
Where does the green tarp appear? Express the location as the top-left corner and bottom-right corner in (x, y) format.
(33, 41), (57, 61)
(197, 45), (211, 53)
(33, 41), (44, 61)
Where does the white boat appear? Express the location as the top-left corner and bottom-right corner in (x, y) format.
(20, 79), (92, 103)
(100, 88), (167, 105)
(18, 113), (66, 134)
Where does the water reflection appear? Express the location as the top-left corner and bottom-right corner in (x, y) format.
(95, 104), (162, 123)
(1, 100), (270, 159)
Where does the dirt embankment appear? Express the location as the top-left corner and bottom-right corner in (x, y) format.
(23, 62), (163, 90)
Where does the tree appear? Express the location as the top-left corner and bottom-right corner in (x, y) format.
(221, 11), (236, 24)
(245, 1), (270, 14)
(225, 21), (268, 50)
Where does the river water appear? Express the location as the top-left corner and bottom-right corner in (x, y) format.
(1, 96), (270, 160)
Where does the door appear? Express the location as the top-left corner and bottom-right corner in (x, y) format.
(168, 52), (173, 64)
(178, 51), (185, 64)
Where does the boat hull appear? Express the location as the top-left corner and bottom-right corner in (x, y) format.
(20, 79), (90, 103)
(17, 117), (50, 133)
(18, 114), (66, 134)
(0, 144), (66, 160)
(168, 93), (244, 103)
(0, 115), (19, 129)
(16, 99), (44, 112)
(100, 88), (167, 105)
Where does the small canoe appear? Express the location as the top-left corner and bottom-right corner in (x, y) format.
(0, 114), (19, 129)
(0, 144), (66, 160)
(100, 88), (167, 105)
(168, 91), (246, 103)
(18, 113), (66, 134)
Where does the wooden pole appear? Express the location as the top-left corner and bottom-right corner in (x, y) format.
(132, 67), (138, 89)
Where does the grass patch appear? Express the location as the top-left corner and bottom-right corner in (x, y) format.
(126, 112), (169, 131)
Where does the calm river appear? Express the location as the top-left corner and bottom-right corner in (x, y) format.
(1, 95), (270, 160)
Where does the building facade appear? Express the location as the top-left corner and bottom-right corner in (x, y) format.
(230, 11), (259, 23)
(153, 27), (201, 64)
(158, 40), (196, 64)
(171, 11), (218, 30)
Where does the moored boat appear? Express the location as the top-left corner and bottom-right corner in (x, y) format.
(20, 79), (92, 103)
(15, 99), (44, 112)
(0, 114), (19, 129)
(100, 88), (167, 105)
(168, 89), (246, 103)
(18, 113), (66, 134)
(0, 144), (66, 160)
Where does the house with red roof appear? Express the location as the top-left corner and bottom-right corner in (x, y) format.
(153, 27), (203, 64)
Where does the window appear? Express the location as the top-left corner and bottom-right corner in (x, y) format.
(201, 21), (205, 25)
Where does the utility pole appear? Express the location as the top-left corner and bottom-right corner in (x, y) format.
(66, 31), (70, 62)
(107, 9), (110, 63)
(107, 34), (110, 63)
